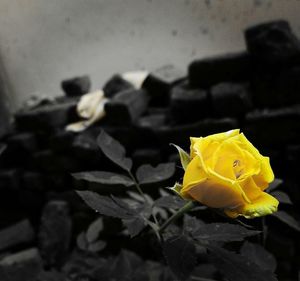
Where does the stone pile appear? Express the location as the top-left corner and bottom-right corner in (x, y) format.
(0, 20), (299, 280)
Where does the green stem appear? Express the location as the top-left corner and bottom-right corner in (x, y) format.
(159, 201), (195, 233)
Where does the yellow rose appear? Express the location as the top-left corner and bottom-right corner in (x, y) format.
(178, 129), (279, 218)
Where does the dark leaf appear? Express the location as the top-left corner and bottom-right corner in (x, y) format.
(240, 241), (277, 272)
(154, 195), (186, 209)
(191, 263), (218, 281)
(192, 223), (260, 242)
(272, 211), (300, 232)
(131, 264), (150, 281)
(72, 171), (134, 187)
(109, 249), (143, 281)
(143, 261), (166, 281)
(163, 235), (197, 281)
(183, 215), (205, 236)
(122, 202), (152, 237)
(267, 178), (283, 192)
(76, 232), (88, 250)
(97, 130), (132, 171)
(208, 245), (278, 281)
(87, 240), (106, 252)
(86, 217), (104, 243)
(0, 144), (6, 155)
(270, 191), (292, 204)
(136, 163), (175, 185)
(76, 190), (135, 219)
(123, 217), (146, 238)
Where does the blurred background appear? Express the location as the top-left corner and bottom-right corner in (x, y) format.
(1, 0), (300, 112)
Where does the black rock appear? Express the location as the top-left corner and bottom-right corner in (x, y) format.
(103, 74), (134, 98)
(103, 125), (144, 152)
(251, 66), (300, 108)
(0, 248), (43, 281)
(0, 169), (20, 206)
(132, 148), (162, 167)
(71, 132), (99, 161)
(18, 175), (46, 223)
(49, 130), (76, 153)
(170, 82), (210, 123)
(211, 82), (253, 117)
(244, 105), (300, 147)
(33, 150), (80, 173)
(142, 65), (186, 106)
(137, 113), (167, 128)
(38, 200), (72, 267)
(245, 20), (300, 65)
(0, 133), (38, 168)
(0, 170), (24, 226)
(105, 89), (150, 125)
(61, 75), (91, 97)
(37, 270), (67, 281)
(6, 132), (38, 153)
(0, 219), (35, 252)
(135, 113), (168, 148)
(15, 99), (79, 131)
(285, 145), (300, 178)
(189, 51), (252, 88)
(154, 118), (238, 149)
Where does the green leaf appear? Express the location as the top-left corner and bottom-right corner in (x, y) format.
(97, 130), (132, 171)
(192, 223), (260, 242)
(168, 182), (183, 195)
(136, 163), (175, 185)
(208, 245), (278, 281)
(270, 191), (292, 204)
(163, 235), (197, 281)
(240, 242), (277, 273)
(170, 144), (190, 170)
(272, 211), (300, 232)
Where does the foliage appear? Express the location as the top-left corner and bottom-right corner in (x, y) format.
(73, 130), (300, 281)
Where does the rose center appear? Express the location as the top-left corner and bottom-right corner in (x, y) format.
(233, 160), (244, 179)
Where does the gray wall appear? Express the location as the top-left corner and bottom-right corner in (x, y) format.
(1, 0), (300, 111)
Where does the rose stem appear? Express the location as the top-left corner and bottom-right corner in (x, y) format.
(159, 201), (196, 234)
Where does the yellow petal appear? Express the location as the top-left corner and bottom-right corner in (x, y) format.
(239, 176), (263, 201)
(225, 192), (279, 219)
(237, 133), (274, 188)
(189, 129), (240, 159)
(181, 156), (248, 208)
(181, 156), (207, 196)
(253, 157), (274, 190)
(186, 177), (246, 209)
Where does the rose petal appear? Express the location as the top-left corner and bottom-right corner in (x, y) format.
(238, 133), (274, 188)
(181, 157), (248, 208)
(225, 192), (279, 219)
